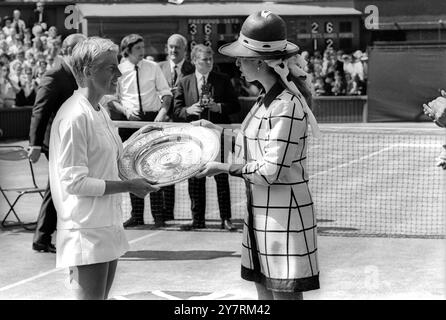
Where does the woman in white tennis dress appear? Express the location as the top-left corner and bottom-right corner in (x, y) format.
(195, 11), (321, 300)
(49, 37), (158, 299)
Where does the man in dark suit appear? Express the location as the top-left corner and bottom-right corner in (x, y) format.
(27, 33), (86, 253)
(157, 34), (194, 221)
(28, 1), (47, 31)
(173, 44), (240, 231)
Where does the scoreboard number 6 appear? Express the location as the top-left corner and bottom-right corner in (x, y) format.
(203, 23), (212, 35)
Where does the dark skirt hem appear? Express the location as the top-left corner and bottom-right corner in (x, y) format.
(241, 266), (320, 292)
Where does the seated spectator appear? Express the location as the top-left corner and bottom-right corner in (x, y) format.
(324, 75), (335, 96)
(9, 60), (23, 84)
(0, 53), (10, 66)
(46, 55), (55, 70)
(23, 51), (36, 69)
(46, 26), (61, 48)
(332, 71), (346, 96)
(32, 24), (44, 38)
(15, 66), (37, 107)
(314, 77), (326, 96)
(0, 40), (9, 56)
(334, 50), (345, 77)
(342, 54), (354, 76)
(8, 35), (24, 56)
(2, 16), (13, 38)
(23, 28), (32, 44)
(0, 62), (20, 107)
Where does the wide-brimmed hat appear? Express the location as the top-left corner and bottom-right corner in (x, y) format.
(219, 10), (299, 60)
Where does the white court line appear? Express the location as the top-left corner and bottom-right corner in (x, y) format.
(0, 230), (163, 293)
(151, 290), (182, 300)
(310, 145), (394, 179)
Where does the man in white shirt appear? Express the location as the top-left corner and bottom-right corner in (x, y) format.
(112, 34), (173, 228)
(116, 34), (172, 123)
(12, 10), (26, 37)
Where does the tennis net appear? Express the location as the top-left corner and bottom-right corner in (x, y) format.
(115, 121), (445, 239)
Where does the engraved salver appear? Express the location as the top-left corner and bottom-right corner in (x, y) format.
(118, 124), (220, 187)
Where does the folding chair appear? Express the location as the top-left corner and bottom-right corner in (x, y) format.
(0, 145), (46, 229)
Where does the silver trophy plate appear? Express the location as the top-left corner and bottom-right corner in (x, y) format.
(118, 124), (220, 187)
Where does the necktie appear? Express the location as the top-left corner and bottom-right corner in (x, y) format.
(201, 75), (207, 96)
(135, 64), (143, 113)
(172, 65), (178, 87)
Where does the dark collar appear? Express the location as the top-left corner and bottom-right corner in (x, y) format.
(259, 81), (285, 108)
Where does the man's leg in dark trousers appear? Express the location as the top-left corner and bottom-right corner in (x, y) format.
(214, 173), (232, 221)
(33, 179), (57, 245)
(150, 189), (165, 224)
(188, 177), (206, 226)
(161, 185), (175, 221)
(129, 193), (144, 223)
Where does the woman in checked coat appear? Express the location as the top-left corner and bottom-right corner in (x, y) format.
(195, 10), (321, 300)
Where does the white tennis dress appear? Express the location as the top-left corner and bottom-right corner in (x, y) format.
(229, 82), (319, 292)
(49, 91), (129, 268)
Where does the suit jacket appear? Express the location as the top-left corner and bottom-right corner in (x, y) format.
(173, 71), (240, 124)
(158, 59), (195, 88)
(28, 10), (47, 27)
(159, 59), (195, 119)
(29, 59), (78, 153)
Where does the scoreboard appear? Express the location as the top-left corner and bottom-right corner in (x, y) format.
(184, 15), (361, 60)
(84, 15), (361, 62)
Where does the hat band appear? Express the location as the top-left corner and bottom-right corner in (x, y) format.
(238, 33), (287, 53)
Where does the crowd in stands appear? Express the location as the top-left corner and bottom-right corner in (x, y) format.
(0, 4), (60, 108)
(303, 48), (368, 96)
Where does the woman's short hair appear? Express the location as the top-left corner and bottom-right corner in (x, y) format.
(120, 34), (144, 57)
(71, 37), (118, 87)
(191, 44), (213, 61)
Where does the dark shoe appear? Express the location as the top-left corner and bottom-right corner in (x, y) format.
(153, 220), (167, 228)
(180, 222), (206, 231)
(221, 219), (236, 231)
(123, 216), (144, 228)
(32, 242), (56, 253)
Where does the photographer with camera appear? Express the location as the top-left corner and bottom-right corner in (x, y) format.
(173, 44), (240, 230)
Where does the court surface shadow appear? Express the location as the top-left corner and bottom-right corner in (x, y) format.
(121, 250), (241, 261)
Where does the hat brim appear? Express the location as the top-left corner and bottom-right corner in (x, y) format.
(218, 40), (299, 60)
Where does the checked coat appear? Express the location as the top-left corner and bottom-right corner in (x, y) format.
(228, 81), (320, 292)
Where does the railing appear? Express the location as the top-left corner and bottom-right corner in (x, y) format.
(0, 96), (368, 139)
